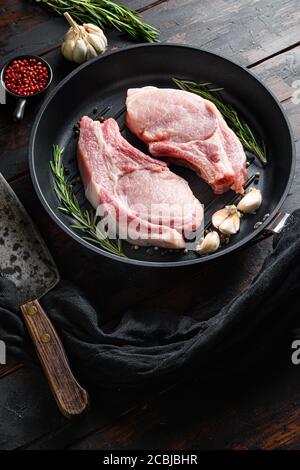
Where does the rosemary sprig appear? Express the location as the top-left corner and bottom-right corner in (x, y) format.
(50, 145), (125, 257)
(173, 78), (267, 165)
(35, 0), (159, 43)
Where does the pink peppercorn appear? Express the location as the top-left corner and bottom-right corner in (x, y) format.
(4, 58), (49, 96)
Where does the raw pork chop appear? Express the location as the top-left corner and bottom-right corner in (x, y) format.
(78, 116), (203, 249)
(126, 86), (247, 194)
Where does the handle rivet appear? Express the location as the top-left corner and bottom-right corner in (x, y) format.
(41, 333), (51, 343)
(28, 306), (38, 316)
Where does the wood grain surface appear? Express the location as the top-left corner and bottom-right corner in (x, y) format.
(0, 0), (300, 450)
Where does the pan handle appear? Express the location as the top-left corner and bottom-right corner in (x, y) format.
(13, 98), (26, 122)
(248, 212), (290, 247)
(264, 212), (290, 235)
(20, 299), (90, 418)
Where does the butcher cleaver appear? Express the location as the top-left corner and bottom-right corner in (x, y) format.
(0, 173), (89, 417)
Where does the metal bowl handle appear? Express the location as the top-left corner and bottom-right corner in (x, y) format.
(13, 98), (27, 122)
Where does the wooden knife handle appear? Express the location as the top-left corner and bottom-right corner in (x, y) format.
(20, 299), (90, 418)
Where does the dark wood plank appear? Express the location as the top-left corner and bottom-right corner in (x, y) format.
(4, 0), (300, 70)
(0, 0), (66, 63)
(0, 362), (154, 450)
(127, 0), (162, 9)
(68, 358), (300, 450)
(251, 45), (300, 102)
(281, 98), (300, 142)
(142, 0), (300, 66)
(21, 385), (154, 450)
(0, 367), (65, 450)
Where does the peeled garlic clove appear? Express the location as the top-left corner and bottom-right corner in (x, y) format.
(219, 211), (241, 235)
(237, 188), (262, 213)
(72, 37), (87, 64)
(196, 231), (220, 254)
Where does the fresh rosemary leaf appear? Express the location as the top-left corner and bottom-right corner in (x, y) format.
(173, 78), (267, 165)
(35, 0), (159, 43)
(50, 145), (125, 257)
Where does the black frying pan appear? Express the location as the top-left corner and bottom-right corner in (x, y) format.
(29, 44), (295, 268)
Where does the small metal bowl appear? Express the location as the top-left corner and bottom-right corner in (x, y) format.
(0, 54), (53, 122)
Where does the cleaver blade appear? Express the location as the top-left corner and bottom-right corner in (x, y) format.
(0, 173), (60, 305)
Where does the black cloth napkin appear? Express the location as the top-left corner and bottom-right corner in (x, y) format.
(1, 210), (300, 390)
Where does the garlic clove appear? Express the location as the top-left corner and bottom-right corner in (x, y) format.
(85, 43), (98, 60)
(61, 37), (76, 62)
(237, 188), (262, 213)
(212, 208), (229, 229)
(86, 32), (107, 53)
(83, 23), (103, 34)
(72, 37), (87, 64)
(219, 211), (241, 235)
(212, 205), (238, 229)
(64, 28), (76, 41)
(78, 25), (87, 36)
(196, 231), (220, 255)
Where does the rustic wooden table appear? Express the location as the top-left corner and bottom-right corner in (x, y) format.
(0, 0), (300, 450)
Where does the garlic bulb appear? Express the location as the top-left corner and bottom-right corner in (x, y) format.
(196, 231), (220, 255)
(212, 205), (241, 235)
(237, 188), (262, 213)
(61, 13), (107, 64)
